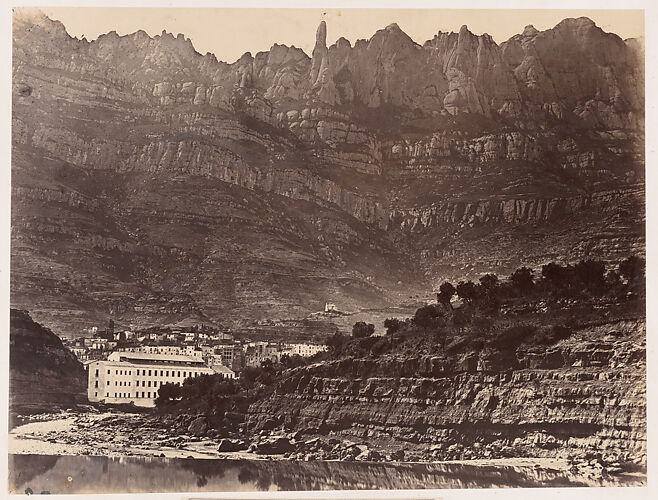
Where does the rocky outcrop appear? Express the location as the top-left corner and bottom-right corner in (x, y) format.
(9, 309), (87, 419)
(10, 11), (645, 332)
(245, 318), (645, 464)
(388, 186), (643, 231)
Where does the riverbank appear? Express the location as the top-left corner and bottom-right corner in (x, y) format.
(8, 409), (646, 487)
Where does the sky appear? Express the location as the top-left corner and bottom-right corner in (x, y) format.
(29, 6), (645, 65)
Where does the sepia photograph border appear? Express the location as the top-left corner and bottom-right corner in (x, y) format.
(1, 0), (655, 499)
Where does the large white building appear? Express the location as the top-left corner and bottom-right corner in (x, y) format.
(87, 351), (214, 407)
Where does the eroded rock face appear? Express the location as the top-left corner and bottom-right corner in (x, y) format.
(9, 309), (87, 418)
(11, 11), (644, 332)
(245, 319), (646, 463)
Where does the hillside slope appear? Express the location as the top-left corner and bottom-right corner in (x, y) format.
(11, 11), (644, 333)
(9, 309), (88, 420)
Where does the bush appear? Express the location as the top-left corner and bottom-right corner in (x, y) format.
(240, 366), (266, 389)
(155, 382), (181, 407)
(413, 305), (444, 330)
(479, 273), (499, 291)
(491, 325), (537, 350)
(370, 337), (393, 356)
(471, 315), (494, 335)
(437, 282), (456, 305)
(384, 318), (402, 335)
(574, 259), (606, 293)
(456, 281), (479, 303)
(510, 267), (534, 294)
(619, 256), (645, 283)
(326, 332), (348, 354)
(451, 308), (470, 331)
(352, 322), (375, 338)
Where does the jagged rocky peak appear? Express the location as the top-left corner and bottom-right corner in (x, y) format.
(13, 8), (72, 45)
(316, 20), (328, 45)
(556, 16), (597, 29)
(522, 24), (539, 37)
(309, 20), (340, 105)
(369, 21), (418, 49)
(310, 21), (328, 82)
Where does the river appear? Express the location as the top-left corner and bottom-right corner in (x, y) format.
(8, 411), (646, 494)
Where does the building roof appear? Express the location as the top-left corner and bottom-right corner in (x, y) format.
(211, 364), (235, 375)
(108, 351), (206, 364)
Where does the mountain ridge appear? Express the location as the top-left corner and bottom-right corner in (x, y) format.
(11, 12), (644, 335)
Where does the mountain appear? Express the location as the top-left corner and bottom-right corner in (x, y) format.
(9, 309), (87, 420)
(11, 11), (645, 334)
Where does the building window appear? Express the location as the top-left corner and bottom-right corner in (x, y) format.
(94, 381), (98, 388)
(95, 392), (98, 397)
(137, 369), (140, 375)
(177, 371), (181, 377)
(148, 381), (151, 387)
(166, 371), (169, 377)
(160, 370), (163, 376)
(115, 370), (118, 375)
(141, 392), (145, 398)
(106, 392), (109, 397)
(107, 370), (110, 374)
(148, 370), (151, 376)
(95, 369), (99, 377)
(148, 392), (151, 398)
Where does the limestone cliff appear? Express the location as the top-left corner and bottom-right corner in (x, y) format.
(11, 10), (644, 332)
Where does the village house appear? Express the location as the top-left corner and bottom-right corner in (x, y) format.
(287, 343), (327, 357)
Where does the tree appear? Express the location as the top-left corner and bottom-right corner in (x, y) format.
(437, 282), (456, 305)
(240, 366), (265, 389)
(479, 274), (499, 291)
(413, 305), (443, 330)
(619, 256), (645, 283)
(155, 382), (181, 407)
(479, 290), (501, 316)
(325, 332), (347, 354)
(352, 322), (375, 338)
(541, 262), (570, 291)
(510, 267), (534, 294)
(452, 308), (470, 332)
(456, 281), (479, 303)
(281, 353), (306, 369)
(574, 259), (606, 293)
(384, 318), (402, 335)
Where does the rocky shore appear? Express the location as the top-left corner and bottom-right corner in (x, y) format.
(8, 409), (645, 486)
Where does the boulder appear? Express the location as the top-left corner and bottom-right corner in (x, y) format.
(217, 438), (246, 452)
(187, 417), (208, 436)
(254, 437), (293, 455)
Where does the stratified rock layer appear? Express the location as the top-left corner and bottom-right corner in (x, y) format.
(245, 317), (646, 463)
(11, 11), (644, 332)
